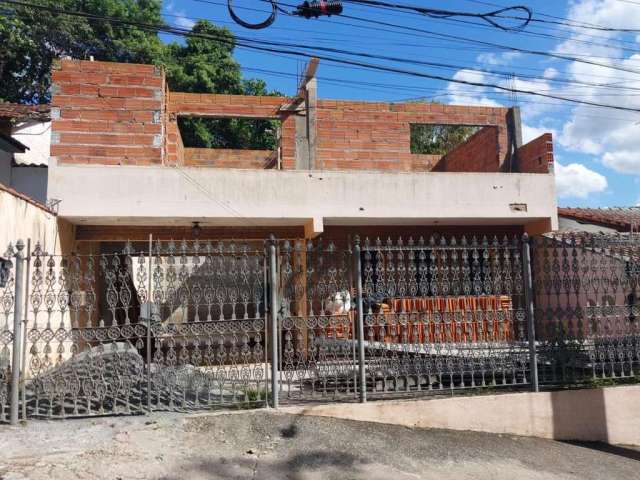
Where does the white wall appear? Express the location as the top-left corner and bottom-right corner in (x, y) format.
(285, 385), (640, 446)
(0, 187), (71, 255)
(1, 120), (50, 203)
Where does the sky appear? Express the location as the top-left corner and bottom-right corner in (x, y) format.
(161, 0), (640, 207)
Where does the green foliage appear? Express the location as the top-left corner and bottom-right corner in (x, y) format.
(410, 123), (479, 155)
(161, 21), (279, 149)
(0, 0), (165, 103)
(0, 6), (278, 148)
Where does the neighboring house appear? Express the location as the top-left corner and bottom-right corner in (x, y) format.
(0, 103), (51, 204)
(46, 58), (558, 255)
(558, 207), (640, 234)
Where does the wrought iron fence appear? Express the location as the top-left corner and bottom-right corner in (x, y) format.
(0, 245), (15, 422)
(278, 239), (358, 401)
(5, 240), (270, 421)
(1, 231), (639, 424)
(530, 233), (640, 385)
(358, 235), (531, 397)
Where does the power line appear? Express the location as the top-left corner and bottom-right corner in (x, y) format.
(207, 0), (640, 55)
(188, 3), (640, 68)
(341, 0), (532, 31)
(225, 0), (532, 31)
(264, 0), (640, 57)
(37, 6), (640, 87)
(464, 0), (640, 32)
(3, 0), (640, 113)
(192, 2), (640, 87)
(240, 64), (640, 122)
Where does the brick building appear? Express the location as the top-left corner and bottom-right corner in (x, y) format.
(45, 58), (557, 250)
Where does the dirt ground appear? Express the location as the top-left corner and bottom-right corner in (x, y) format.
(1, 410), (639, 480)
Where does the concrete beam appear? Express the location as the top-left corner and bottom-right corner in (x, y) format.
(48, 159), (559, 232)
(304, 217), (324, 238)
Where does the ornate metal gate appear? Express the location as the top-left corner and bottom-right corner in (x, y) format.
(277, 239), (359, 401)
(5, 239), (270, 421)
(275, 235), (533, 402)
(530, 233), (640, 385)
(0, 245), (16, 422)
(4, 231), (638, 423)
(358, 235), (531, 397)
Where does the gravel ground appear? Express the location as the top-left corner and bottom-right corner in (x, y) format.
(1, 410), (638, 480)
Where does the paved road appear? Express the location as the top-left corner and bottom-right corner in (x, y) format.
(1, 410), (638, 479)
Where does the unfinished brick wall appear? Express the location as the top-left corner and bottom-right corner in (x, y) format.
(517, 133), (554, 173)
(51, 60), (164, 165)
(437, 126), (500, 172)
(166, 93), (294, 167)
(165, 94), (510, 172)
(312, 101), (510, 171)
(50, 60), (519, 172)
(184, 148), (277, 169)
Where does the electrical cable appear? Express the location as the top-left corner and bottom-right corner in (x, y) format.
(16, 4), (640, 89)
(344, 0), (531, 31)
(200, 0), (640, 62)
(3, 0), (640, 112)
(225, 0), (531, 31)
(227, 0), (288, 30)
(463, 0), (640, 33)
(255, 0), (640, 76)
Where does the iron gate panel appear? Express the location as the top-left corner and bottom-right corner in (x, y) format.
(144, 240), (269, 410)
(24, 244), (147, 418)
(360, 236), (530, 396)
(15, 240), (270, 419)
(530, 233), (640, 385)
(6, 230), (639, 422)
(278, 239), (358, 401)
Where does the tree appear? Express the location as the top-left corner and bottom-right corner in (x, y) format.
(0, 4), (278, 149)
(0, 0), (165, 103)
(160, 21), (280, 150)
(410, 123), (479, 155)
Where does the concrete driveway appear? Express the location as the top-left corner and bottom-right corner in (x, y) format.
(1, 410), (638, 480)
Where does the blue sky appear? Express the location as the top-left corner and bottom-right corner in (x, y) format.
(162, 1), (640, 207)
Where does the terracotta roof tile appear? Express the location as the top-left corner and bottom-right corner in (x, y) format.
(0, 103), (51, 121)
(558, 207), (640, 232)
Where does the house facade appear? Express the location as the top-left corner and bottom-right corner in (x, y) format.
(0, 103), (51, 205)
(46, 58), (557, 252)
(2, 58), (568, 422)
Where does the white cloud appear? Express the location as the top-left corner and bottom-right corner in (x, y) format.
(446, 69), (503, 107)
(476, 52), (522, 66)
(522, 124), (557, 144)
(165, 1), (196, 30)
(555, 162), (608, 199)
(543, 68), (559, 79)
(602, 151), (640, 175)
(551, 1), (640, 181)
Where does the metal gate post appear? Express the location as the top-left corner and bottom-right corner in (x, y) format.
(522, 234), (539, 392)
(268, 236), (279, 408)
(353, 237), (367, 403)
(10, 240), (25, 425)
(20, 239), (31, 421)
(146, 234), (153, 412)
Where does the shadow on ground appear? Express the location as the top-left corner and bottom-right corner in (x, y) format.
(159, 450), (366, 480)
(561, 442), (640, 462)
